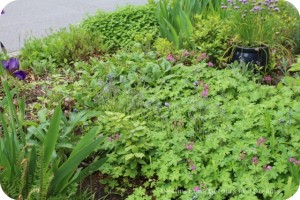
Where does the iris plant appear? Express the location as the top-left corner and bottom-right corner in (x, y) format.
(2, 57), (27, 80)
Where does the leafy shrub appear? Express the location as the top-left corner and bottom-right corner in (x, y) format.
(192, 15), (230, 66)
(81, 5), (159, 51)
(20, 26), (105, 75)
(45, 51), (300, 199)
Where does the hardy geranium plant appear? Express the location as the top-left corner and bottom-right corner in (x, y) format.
(221, 0), (295, 47)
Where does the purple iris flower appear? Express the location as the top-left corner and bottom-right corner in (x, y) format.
(2, 57), (20, 71)
(2, 57), (27, 80)
(2, 60), (9, 69)
(13, 70), (27, 80)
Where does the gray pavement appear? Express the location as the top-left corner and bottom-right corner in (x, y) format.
(0, 0), (148, 53)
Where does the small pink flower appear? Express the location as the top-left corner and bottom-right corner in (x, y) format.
(295, 160), (300, 165)
(166, 54), (175, 62)
(108, 137), (113, 141)
(252, 157), (258, 165)
(197, 53), (208, 61)
(266, 165), (272, 170)
(183, 50), (190, 57)
(202, 89), (209, 98)
(194, 186), (200, 192)
(201, 52), (208, 58)
(186, 144), (193, 150)
(263, 75), (272, 83)
(257, 137), (265, 146)
(114, 134), (120, 139)
(289, 158), (296, 163)
(191, 165), (196, 171)
(208, 62), (214, 67)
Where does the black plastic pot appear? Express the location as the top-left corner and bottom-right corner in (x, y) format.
(230, 46), (269, 66)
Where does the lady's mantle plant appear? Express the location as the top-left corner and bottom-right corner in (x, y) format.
(221, 0), (293, 47)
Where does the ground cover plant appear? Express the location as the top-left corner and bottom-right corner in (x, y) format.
(1, 0), (300, 199)
(81, 5), (159, 52)
(37, 50), (300, 199)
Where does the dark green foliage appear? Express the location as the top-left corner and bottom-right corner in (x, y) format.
(81, 5), (160, 51)
(0, 81), (107, 200)
(20, 26), (105, 75)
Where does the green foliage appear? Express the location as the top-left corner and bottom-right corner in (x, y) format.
(155, 0), (222, 49)
(127, 187), (151, 200)
(289, 56), (300, 72)
(0, 80), (107, 199)
(0, 81), (26, 197)
(221, 0), (293, 47)
(193, 15), (230, 65)
(154, 37), (176, 56)
(20, 26), (105, 75)
(98, 112), (153, 179)
(81, 5), (159, 51)
(222, 0), (300, 70)
(43, 50), (300, 199)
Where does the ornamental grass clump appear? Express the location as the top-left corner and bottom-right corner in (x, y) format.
(221, 0), (295, 47)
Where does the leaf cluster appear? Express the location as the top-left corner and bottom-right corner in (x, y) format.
(81, 5), (159, 52)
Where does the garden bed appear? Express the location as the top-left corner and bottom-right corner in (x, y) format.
(1, 1), (300, 200)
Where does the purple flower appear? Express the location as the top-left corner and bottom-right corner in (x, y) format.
(208, 62), (214, 67)
(274, 7), (280, 12)
(289, 158), (296, 163)
(295, 160), (300, 165)
(13, 70), (27, 80)
(2, 60), (9, 70)
(266, 165), (272, 170)
(166, 54), (175, 62)
(252, 157), (259, 165)
(186, 143), (193, 150)
(202, 89), (209, 98)
(164, 102), (170, 107)
(194, 186), (200, 192)
(2, 57), (20, 71)
(191, 165), (196, 171)
(253, 6), (262, 11)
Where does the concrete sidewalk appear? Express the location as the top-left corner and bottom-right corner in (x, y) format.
(0, 0), (148, 53)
